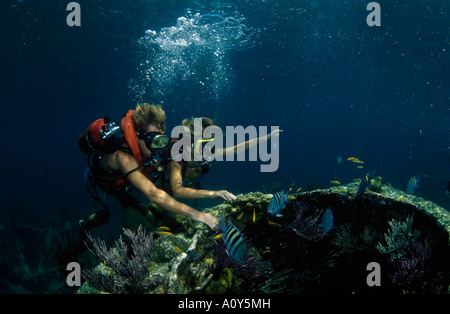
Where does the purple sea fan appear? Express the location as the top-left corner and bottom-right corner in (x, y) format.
(388, 237), (431, 286)
(289, 200), (327, 241)
(83, 225), (162, 294)
(388, 257), (427, 286)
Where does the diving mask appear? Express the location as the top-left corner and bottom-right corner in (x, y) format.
(139, 131), (170, 151)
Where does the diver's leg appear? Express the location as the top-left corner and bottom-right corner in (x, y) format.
(114, 190), (140, 210)
(81, 206), (110, 230)
(114, 190), (156, 219)
(80, 176), (110, 230)
(115, 191), (157, 229)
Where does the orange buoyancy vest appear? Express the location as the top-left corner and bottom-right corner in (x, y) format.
(121, 110), (142, 164)
(108, 110), (153, 192)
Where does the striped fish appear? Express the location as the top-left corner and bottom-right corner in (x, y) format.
(406, 175), (420, 194)
(357, 172), (374, 195)
(267, 190), (289, 217)
(218, 212), (248, 264)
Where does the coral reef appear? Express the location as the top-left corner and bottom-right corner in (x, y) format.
(376, 215), (422, 261)
(332, 223), (359, 256)
(82, 226), (163, 294)
(0, 199), (103, 294)
(375, 215), (432, 288)
(211, 226), (271, 283)
(0, 214), (83, 294)
(78, 181), (450, 294)
(288, 200), (328, 241)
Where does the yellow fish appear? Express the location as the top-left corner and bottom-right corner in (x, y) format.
(330, 180), (341, 185)
(268, 220), (281, 227)
(347, 157), (364, 164)
(155, 231), (173, 236)
(173, 248), (184, 253)
(237, 212), (244, 220)
(288, 196), (296, 200)
(296, 187), (302, 192)
(357, 166), (364, 169)
(287, 183), (296, 193)
(157, 226), (171, 231)
(213, 234), (222, 240)
(252, 209), (256, 223)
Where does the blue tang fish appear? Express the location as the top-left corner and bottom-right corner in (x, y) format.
(267, 190), (289, 217)
(318, 208), (334, 233)
(218, 212), (248, 264)
(406, 175), (420, 194)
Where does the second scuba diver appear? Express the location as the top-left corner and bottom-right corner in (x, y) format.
(158, 117), (282, 201)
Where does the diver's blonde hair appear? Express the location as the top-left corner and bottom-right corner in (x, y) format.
(133, 103), (166, 133)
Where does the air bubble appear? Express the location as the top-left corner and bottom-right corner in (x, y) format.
(129, 10), (259, 104)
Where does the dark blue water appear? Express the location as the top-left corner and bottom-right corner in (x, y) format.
(0, 0), (449, 293)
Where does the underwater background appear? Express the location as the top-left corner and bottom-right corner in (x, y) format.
(0, 0), (449, 293)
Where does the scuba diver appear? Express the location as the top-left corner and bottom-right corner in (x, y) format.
(78, 103), (218, 232)
(159, 117), (282, 201)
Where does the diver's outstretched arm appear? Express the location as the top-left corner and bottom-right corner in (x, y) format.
(216, 129), (283, 157)
(168, 161), (236, 201)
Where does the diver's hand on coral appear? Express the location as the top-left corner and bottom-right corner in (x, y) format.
(196, 212), (218, 230)
(213, 190), (237, 201)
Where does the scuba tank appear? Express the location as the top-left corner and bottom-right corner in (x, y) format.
(78, 117), (122, 154)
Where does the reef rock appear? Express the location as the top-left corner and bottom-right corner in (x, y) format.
(78, 181), (450, 294)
